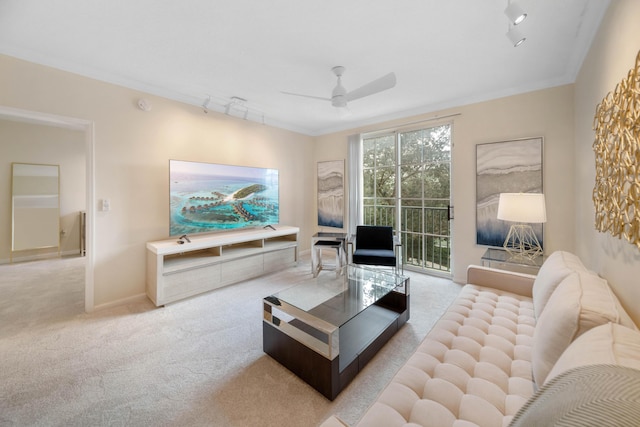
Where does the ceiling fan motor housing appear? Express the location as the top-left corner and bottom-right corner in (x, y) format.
(331, 96), (348, 108)
(331, 66), (348, 107)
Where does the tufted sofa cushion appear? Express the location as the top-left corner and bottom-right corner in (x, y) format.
(531, 251), (587, 319)
(531, 270), (638, 385)
(356, 284), (536, 427)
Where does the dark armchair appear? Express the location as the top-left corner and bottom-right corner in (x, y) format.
(352, 225), (397, 268)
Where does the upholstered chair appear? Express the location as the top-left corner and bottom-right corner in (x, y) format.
(352, 225), (397, 268)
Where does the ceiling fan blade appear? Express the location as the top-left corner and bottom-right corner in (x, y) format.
(345, 72), (396, 102)
(281, 91), (331, 102)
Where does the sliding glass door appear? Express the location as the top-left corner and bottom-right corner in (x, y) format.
(362, 124), (452, 274)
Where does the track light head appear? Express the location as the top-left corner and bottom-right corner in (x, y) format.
(506, 26), (526, 47)
(505, 2), (527, 25)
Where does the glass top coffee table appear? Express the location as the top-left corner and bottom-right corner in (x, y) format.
(263, 264), (409, 400)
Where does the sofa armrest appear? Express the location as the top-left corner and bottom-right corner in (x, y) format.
(467, 265), (535, 298)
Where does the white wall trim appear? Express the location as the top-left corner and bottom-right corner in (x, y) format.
(92, 293), (148, 312)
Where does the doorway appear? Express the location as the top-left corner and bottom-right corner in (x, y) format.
(0, 106), (94, 312)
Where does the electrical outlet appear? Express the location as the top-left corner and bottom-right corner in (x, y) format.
(101, 199), (110, 212)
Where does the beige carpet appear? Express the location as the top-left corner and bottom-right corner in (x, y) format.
(0, 255), (461, 427)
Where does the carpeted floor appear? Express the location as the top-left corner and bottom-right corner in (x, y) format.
(0, 255), (461, 427)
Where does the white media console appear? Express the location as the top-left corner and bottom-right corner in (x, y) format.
(146, 225), (299, 306)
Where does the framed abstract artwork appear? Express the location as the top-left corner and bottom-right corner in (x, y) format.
(317, 160), (344, 228)
(476, 137), (544, 248)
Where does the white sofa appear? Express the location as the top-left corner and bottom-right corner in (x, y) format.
(322, 251), (640, 427)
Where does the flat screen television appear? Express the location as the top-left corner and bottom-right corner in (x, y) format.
(169, 160), (279, 236)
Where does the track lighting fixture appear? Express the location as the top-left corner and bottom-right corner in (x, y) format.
(200, 94), (264, 123)
(224, 96), (249, 119)
(505, 1), (527, 25)
(504, 0), (527, 47)
(506, 26), (526, 47)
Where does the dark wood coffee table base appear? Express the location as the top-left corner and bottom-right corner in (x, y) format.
(263, 290), (409, 400)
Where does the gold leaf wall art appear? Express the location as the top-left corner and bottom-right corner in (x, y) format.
(593, 50), (640, 248)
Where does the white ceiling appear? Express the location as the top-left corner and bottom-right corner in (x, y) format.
(0, 0), (610, 136)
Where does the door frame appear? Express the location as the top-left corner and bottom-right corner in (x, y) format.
(396, 123), (453, 276)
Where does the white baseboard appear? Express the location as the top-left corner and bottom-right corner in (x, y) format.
(299, 248), (311, 257)
(0, 250), (83, 265)
(92, 293), (149, 312)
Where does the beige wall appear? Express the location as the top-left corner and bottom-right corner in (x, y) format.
(0, 120), (86, 261)
(315, 85), (576, 283)
(0, 54), (315, 308)
(574, 0), (640, 324)
(0, 53), (577, 307)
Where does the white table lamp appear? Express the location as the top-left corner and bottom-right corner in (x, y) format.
(497, 193), (546, 260)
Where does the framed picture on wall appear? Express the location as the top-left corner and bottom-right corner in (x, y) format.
(476, 137), (544, 248)
(317, 160), (344, 228)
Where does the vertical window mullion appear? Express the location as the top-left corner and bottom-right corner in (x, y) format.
(396, 132), (401, 237)
(373, 143), (377, 225)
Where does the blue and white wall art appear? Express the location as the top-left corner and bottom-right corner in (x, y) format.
(317, 160), (344, 228)
(476, 137), (543, 248)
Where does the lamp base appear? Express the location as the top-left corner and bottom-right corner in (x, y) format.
(503, 224), (542, 261)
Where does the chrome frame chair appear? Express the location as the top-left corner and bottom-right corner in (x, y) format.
(351, 225), (398, 271)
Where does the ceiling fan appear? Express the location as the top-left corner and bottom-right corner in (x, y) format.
(282, 66), (397, 108)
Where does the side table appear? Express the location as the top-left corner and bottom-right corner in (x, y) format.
(311, 232), (347, 277)
(481, 248), (546, 275)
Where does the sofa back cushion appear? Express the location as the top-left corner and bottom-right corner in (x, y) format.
(532, 251), (586, 319)
(531, 270), (637, 385)
(545, 322), (640, 385)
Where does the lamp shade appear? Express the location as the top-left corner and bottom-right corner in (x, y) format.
(497, 193), (546, 223)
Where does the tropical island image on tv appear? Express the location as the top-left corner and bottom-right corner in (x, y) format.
(169, 160), (279, 236)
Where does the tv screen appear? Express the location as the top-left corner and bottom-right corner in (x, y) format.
(169, 160), (279, 236)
